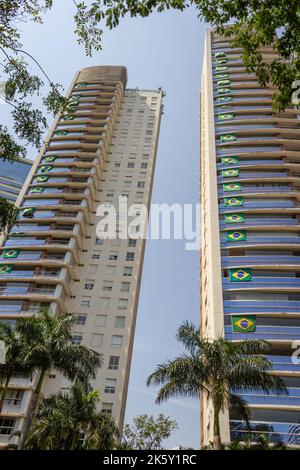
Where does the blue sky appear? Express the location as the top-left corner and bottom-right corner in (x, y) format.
(1, 3), (207, 448)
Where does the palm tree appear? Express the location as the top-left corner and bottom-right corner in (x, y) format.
(25, 380), (118, 450)
(147, 321), (287, 450)
(21, 309), (103, 398)
(0, 322), (34, 414)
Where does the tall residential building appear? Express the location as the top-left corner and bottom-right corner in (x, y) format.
(0, 66), (162, 449)
(200, 30), (300, 447)
(0, 158), (31, 202)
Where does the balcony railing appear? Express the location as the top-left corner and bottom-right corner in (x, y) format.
(222, 255), (300, 266)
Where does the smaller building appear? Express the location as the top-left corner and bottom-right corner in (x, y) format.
(0, 158), (32, 202)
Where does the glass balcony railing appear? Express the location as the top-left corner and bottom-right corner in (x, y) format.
(218, 187), (293, 195)
(221, 236), (300, 245)
(219, 202), (295, 210)
(224, 300), (300, 314)
(217, 173), (289, 180)
(219, 219), (299, 227)
(225, 330), (300, 341)
(223, 277), (300, 289)
(222, 255), (300, 266)
(230, 421), (300, 445)
(217, 160), (285, 167)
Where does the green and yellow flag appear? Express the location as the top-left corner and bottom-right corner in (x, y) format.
(222, 169), (239, 177)
(218, 96), (233, 102)
(224, 213), (245, 224)
(62, 115), (75, 120)
(21, 207), (36, 218)
(223, 183), (242, 192)
(3, 249), (20, 259)
(219, 104), (233, 109)
(224, 196), (244, 207)
(216, 58), (228, 65)
(40, 166), (53, 174)
(220, 134), (237, 143)
(230, 268), (252, 282)
(226, 230), (247, 242)
(218, 113), (235, 120)
(75, 82), (89, 88)
(217, 79), (231, 87)
(44, 156), (57, 163)
(231, 315), (256, 333)
(0, 264), (13, 274)
(215, 66), (228, 71)
(30, 187), (45, 194)
(55, 130), (69, 136)
(216, 73), (230, 79)
(217, 88), (231, 94)
(36, 175), (49, 183)
(214, 52), (227, 58)
(221, 156), (239, 165)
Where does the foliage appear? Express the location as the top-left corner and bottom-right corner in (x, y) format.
(25, 380), (118, 450)
(147, 321), (287, 450)
(122, 414), (178, 450)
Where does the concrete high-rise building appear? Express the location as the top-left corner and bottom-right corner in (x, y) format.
(200, 30), (300, 446)
(0, 158), (31, 202)
(0, 66), (162, 448)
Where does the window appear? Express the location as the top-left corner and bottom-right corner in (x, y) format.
(121, 282), (130, 292)
(80, 298), (90, 308)
(95, 315), (107, 327)
(72, 334), (83, 345)
(114, 162), (121, 168)
(84, 280), (94, 290)
(4, 389), (24, 406)
(128, 239), (137, 247)
(106, 265), (116, 275)
(126, 252), (135, 261)
(111, 335), (123, 348)
(99, 297), (110, 309)
(0, 418), (14, 436)
(102, 403), (113, 415)
(91, 334), (104, 348)
(115, 316), (126, 328)
(118, 299), (128, 310)
(109, 253), (118, 261)
(138, 181), (145, 188)
(108, 356), (120, 370)
(95, 238), (104, 245)
(103, 281), (113, 292)
(127, 162), (135, 168)
(123, 267), (133, 277)
(104, 378), (117, 393)
(76, 314), (87, 326)
(91, 253), (101, 260)
(141, 163), (148, 169)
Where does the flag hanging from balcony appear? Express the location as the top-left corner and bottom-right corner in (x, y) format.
(44, 156), (57, 163)
(218, 113), (235, 120)
(216, 58), (228, 65)
(225, 213), (245, 224)
(55, 130), (69, 136)
(220, 104), (233, 109)
(224, 196), (244, 206)
(221, 156), (239, 165)
(3, 249), (20, 259)
(231, 315), (256, 333)
(214, 52), (227, 58)
(226, 230), (247, 242)
(218, 96), (233, 102)
(0, 265), (13, 274)
(21, 207), (36, 218)
(30, 187), (45, 194)
(36, 175), (49, 183)
(223, 183), (242, 192)
(220, 134), (237, 143)
(216, 74), (230, 79)
(75, 82), (89, 87)
(217, 79), (231, 87)
(62, 115), (75, 120)
(215, 66), (228, 72)
(222, 169), (239, 177)
(230, 268), (252, 282)
(40, 166), (53, 174)
(217, 88), (231, 94)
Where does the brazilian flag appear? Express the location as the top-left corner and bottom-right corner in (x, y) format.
(215, 66), (228, 71)
(218, 96), (233, 102)
(224, 196), (244, 207)
(44, 156), (57, 163)
(223, 183), (242, 192)
(217, 88), (231, 94)
(220, 104), (233, 109)
(220, 134), (237, 143)
(226, 230), (247, 242)
(36, 175), (49, 183)
(214, 52), (226, 58)
(30, 187), (45, 194)
(217, 79), (231, 86)
(216, 74), (230, 79)
(40, 166), (53, 173)
(21, 207), (36, 218)
(75, 82), (89, 88)
(3, 249), (20, 259)
(230, 268), (252, 282)
(0, 265), (13, 274)
(225, 213), (245, 224)
(55, 130), (69, 136)
(218, 113), (235, 120)
(221, 156), (239, 165)
(222, 169), (239, 177)
(231, 315), (256, 333)
(62, 115), (74, 121)
(216, 58), (228, 65)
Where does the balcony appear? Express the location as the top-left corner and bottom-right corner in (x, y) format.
(224, 300), (300, 314)
(219, 219), (299, 227)
(219, 201), (296, 210)
(230, 421), (300, 445)
(223, 277), (300, 291)
(222, 255), (300, 267)
(225, 324), (300, 341)
(221, 236), (300, 247)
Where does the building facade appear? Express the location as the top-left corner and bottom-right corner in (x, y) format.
(0, 66), (162, 448)
(0, 158), (31, 202)
(200, 30), (300, 446)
